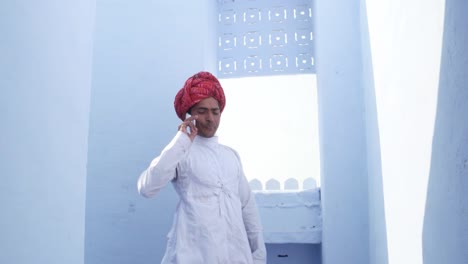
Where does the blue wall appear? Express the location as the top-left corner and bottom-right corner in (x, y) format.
(0, 1), (95, 264)
(84, 1), (216, 263)
(315, 1), (370, 263)
(423, 0), (468, 263)
(267, 243), (321, 263)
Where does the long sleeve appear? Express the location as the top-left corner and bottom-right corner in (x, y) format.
(137, 131), (191, 198)
(238, 165), (267, 263)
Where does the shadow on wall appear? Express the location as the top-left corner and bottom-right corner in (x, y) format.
(423, 0), (468, 263)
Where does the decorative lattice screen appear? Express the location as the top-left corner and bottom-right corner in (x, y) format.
(217, 0), (315, 78)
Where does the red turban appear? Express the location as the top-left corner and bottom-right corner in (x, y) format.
(174, 71), (226, 121)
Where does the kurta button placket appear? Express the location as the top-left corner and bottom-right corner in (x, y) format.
(214, 182), (232, 216)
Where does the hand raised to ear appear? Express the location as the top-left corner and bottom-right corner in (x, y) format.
(178, 115), (198, 141)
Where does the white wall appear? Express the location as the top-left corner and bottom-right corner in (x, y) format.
(0, 1), (95, 264)
(84, 1), (217, 263)
(365, 0), (446, 263)
(360, 1), (389, 263)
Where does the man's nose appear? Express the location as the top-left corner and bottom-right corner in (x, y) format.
(206, 112), (213, 121)
(206, 112), (214, 122)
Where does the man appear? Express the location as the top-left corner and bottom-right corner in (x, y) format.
(137, 71), (267, 264)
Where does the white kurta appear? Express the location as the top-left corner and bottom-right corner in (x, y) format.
(138, 132), (267, 264)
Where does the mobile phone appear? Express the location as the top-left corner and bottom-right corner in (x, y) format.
(185, 113), (196, 132)
(186, 113), (192, 121)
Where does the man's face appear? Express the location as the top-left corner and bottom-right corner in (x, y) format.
(190, 97), (221, 138)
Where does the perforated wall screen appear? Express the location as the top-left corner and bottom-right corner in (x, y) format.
(217, 0), (315, 78)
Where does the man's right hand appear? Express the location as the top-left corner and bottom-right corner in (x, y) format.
(178, 115), (198, 141)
